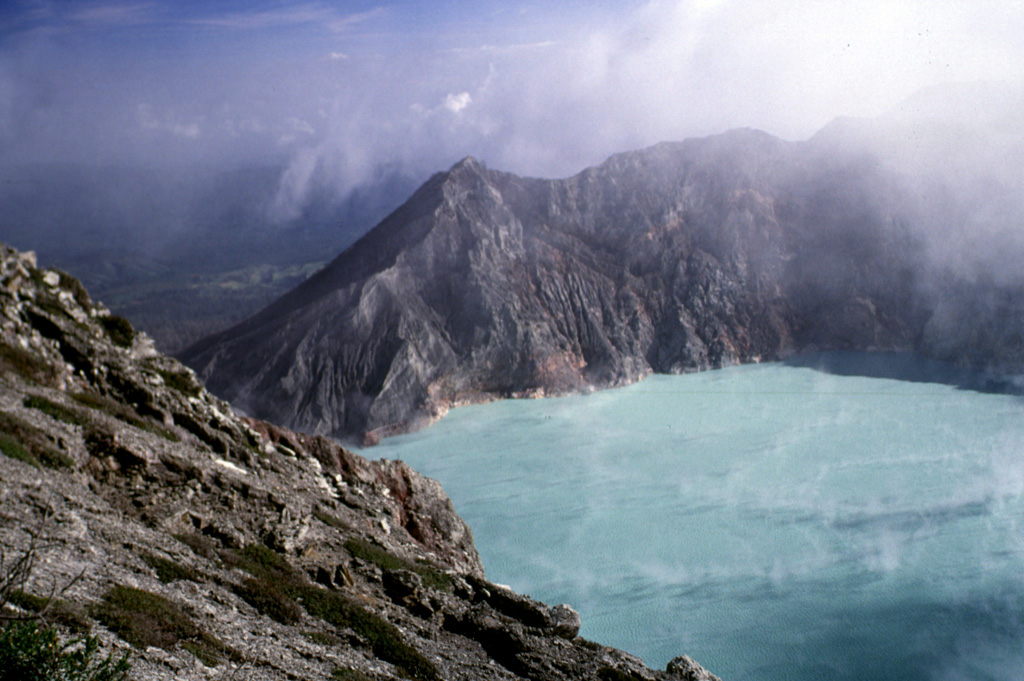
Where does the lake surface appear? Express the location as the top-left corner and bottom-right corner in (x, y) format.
(365, 352), (1024, 681)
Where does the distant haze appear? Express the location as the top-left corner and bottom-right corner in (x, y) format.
(1, 1), (1022, 223)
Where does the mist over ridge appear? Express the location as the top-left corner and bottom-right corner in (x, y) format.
(181, 101), (1024, 443)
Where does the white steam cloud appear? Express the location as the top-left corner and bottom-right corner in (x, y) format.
(1, 0), (1022, 222)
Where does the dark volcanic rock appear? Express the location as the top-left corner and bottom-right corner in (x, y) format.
(183, 129), (933, 442)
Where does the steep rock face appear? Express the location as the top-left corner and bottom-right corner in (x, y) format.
(183, 129), (926, 443)
(0, 242), (719, 680)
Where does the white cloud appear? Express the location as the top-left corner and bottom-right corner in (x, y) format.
(5, 0), (1024, 213)
(443, 92), (472, 114)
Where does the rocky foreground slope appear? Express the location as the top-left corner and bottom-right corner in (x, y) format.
(183, 126), (1024, 444)
(0, 243), (719, 680)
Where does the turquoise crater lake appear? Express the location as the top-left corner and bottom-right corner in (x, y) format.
(365, 353), (1024, 681)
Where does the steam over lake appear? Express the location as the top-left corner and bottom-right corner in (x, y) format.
(367, 353), (1024, 681)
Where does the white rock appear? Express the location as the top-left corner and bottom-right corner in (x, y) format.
(213, 458), (248, 476)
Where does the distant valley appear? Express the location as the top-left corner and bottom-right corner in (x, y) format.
(0, 163), (418, 352)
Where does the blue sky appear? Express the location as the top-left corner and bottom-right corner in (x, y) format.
(1, 1), (1022, 220)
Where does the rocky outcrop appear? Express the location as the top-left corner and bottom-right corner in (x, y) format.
(183, 129), (936, 443)
(0, 241), (719, 680)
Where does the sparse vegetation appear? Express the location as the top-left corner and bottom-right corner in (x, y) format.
(0, 620), (131, 681)
(172, 533), (219, 562)
(0, 412), (73, 469)
(0, 341), (54, 383)
(344, 538), (451, 592)
(91, 586), (238, 667)
(69, 391), (179, 442)
(23, 395), (90, 428)
(303, 630), (341, 646)
(138, 554), (201, 585)
(0, 509), (130, 681)
(98, 316), (134, 349)
(154, 368), (202, 398)
(296, 584), (439, 681)
(55, 270), (91, 309)
(223, 543), (440, 681)
(6, 591), (91, 635)
(233, 577), (302, 625)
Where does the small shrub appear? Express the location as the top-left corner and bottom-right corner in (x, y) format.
(0, 341), (53, 383)
(303, 630), (341, 646)
(155, 369), (201, 398)
(0, 619), (130, 681)
(233, 577), (302, 625)
(181, 641), (220, 668)
(173, 533), (219, 562)
(56, 271), (91, 309)
(91, 586), (238, 667)
(0, 431), (36, 467)
(23, 395), (90, 428)
(6, 591), (91, 634)
(223, 544), (302, 585)
(99, 316), (134, 349)
(344, 539), (451, 592)
(138, 554), (201, 584)
(0, 412), (73, 469)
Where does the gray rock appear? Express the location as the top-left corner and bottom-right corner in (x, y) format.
(182, 130), (980, 444)
(667, 655), (723, 681)
(548, 603), (582, 638)
(0, 242), (721, 681)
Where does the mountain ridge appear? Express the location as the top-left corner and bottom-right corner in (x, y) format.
(181, 127), (959, 444)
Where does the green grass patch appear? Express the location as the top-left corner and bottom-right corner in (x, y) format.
(139, 554), (201, 584)
(0, 411), (73, 469)
(91, 586), (238, 666)
(233, 577), (303, 625)
(23, 395), (90, 428)
(344, 538), (451, 592)
(99, 316), (135, 348)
